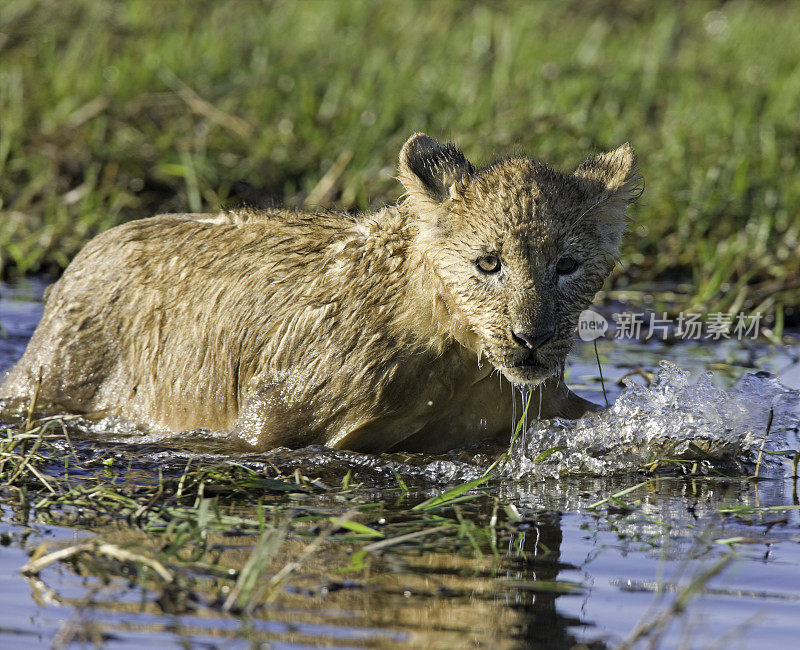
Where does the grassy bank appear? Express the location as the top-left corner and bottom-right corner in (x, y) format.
(1, 0), (799, 322)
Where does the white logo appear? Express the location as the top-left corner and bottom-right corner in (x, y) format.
(578, 309), (608, 341)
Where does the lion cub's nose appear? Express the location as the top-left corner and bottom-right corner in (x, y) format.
(512, 328), (554, 350)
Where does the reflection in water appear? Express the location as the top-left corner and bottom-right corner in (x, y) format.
(5, 461), (800, 648)
(5, 494), (590, 648)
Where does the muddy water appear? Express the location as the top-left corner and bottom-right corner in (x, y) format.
(2, 278), (800, 649)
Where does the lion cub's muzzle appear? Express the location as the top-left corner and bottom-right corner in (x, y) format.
(511, 326), (554, 354)
(498, 324), (560, 384)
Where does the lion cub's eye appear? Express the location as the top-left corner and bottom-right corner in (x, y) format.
(555, 256), (579, 275)
(476, 254), (501, 274)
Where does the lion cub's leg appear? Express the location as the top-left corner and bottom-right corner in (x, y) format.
(229, 381), (313, 451)
(552, 386), (604, 418)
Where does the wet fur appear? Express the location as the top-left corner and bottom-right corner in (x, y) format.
(1, 134), (640, 453)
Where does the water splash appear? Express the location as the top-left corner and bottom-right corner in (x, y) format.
(15, 361), (799, 483)
(513, 384), (533, 451)
(272, 362), (800, 484)
(508, 361), (800, 478)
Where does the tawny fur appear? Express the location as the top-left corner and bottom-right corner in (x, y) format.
(1, 134), (641, 453)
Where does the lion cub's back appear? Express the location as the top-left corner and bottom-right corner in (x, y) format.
(1, 209), (350, 424)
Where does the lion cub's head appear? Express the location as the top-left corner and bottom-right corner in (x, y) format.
(398, 133), (641, 386)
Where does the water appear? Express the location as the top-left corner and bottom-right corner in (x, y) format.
(510, 361), (800, 477)
(2, 278), (800, 648)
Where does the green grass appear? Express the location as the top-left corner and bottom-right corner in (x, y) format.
(1, 0), (799, 322)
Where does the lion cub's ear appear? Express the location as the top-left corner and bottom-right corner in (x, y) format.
(572, 143), (643, 251)
(572, 142), (642, 204)
(398, 134), (474, 212)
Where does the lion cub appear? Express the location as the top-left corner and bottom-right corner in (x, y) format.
(1, 134), (640, 453)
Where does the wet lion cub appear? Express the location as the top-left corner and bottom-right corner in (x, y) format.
(1, 134), (640, 453)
